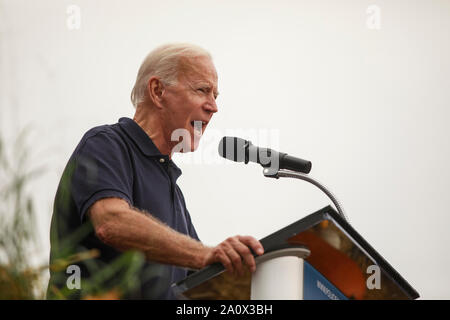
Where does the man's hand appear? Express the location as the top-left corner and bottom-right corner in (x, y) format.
(203, 235), (264, 277)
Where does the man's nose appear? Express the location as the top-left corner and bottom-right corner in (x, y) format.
(204, 98), (218, 114)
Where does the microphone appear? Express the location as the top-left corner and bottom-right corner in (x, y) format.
(218, 136), (312, 174)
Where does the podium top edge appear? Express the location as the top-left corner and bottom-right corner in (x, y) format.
(173, 205), (420, 300)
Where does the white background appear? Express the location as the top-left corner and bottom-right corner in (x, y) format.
(1, 0), (449, 299)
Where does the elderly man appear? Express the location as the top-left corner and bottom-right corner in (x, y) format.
(47, 43), (264, 299)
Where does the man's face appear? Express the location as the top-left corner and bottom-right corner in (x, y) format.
(160, 56), (219, 152)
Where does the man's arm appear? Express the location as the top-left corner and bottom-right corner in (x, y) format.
(88, 197), (264, 276)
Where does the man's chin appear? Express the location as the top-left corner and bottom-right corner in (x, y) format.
(174, 140), (200, 153)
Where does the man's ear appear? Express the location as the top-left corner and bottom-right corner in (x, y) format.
(147, 76), (165, 109)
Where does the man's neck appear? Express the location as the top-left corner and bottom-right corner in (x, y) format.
(133, 104), (173, 158)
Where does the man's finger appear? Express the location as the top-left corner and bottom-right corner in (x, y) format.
(224, 246), (245, 277)
(231, 240), (257, 273)
(238, 236), (264, 256)
(215, 249), (234, 275)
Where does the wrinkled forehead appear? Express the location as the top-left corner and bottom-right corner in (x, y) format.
(178, 56), (218, 87)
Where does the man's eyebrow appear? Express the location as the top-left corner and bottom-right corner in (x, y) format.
(192, 80), (214, 86)
(190, 80), (219, 97)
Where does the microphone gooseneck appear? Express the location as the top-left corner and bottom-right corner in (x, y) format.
(217, 136), (348, 222)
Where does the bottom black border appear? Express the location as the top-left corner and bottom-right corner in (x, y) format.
(1, 299), (445, 318)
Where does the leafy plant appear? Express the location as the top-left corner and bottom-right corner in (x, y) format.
(0, 127), (46, 299)
(0, 127), (146, 299)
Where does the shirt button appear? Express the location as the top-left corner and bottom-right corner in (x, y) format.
(159, 158), (165, 163)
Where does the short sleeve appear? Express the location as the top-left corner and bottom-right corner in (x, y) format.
(70, 132), (133, 222)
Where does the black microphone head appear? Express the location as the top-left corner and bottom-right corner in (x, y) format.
(218, 136), (248, 162)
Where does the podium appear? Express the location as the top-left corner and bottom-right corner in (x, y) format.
(172, 206), (419, 300)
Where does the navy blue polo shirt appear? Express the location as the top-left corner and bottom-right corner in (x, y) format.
(47, 117), (199, 299)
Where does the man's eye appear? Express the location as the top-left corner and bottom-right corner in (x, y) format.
(197, 87), (209, 93)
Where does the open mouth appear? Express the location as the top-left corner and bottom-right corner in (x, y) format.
(190, 120), (207, 134)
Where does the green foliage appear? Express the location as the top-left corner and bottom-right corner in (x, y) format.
(0, 127), (146, 299)
(48, 250), (146, 300)
(0, 127), (46, 299)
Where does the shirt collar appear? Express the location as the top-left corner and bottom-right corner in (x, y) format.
(118, 117), (163, 157)
(118, 117), (182, 179)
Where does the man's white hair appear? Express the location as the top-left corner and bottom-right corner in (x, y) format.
(130, 43), (212, 108)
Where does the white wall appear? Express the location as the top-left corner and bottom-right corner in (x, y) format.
(1, 0), (449, 299)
